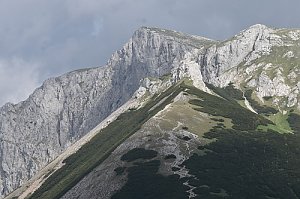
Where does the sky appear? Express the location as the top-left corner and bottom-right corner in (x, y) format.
(0, 0), (299, 106)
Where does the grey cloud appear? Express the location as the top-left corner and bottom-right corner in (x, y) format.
(0, 0), (299, 106)
(0, 57), (41, 105)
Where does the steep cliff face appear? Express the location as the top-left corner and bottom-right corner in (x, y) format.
(1, 24), (300, 198)
(0, 27), (214, 198)
(200, 24), (279, 84)
(0, 67), (114, 197)
(199, 24), (300, 110)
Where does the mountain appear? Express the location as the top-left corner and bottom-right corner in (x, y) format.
(2, 24), (300, 199)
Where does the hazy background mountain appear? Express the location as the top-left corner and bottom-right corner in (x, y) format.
(1, 0), (300, 106)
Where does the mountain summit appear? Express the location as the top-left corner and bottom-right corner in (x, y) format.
(2, 24), (300, 199)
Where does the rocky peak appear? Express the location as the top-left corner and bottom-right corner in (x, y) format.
(239, 24), (271, 35)
(107, 26), (216, 92)
(0, 25), (217, 199)
(198, 24), (299, 111)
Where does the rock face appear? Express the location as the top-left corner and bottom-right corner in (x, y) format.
(199, 24), (300, 109)
(1, 24), (300, 198)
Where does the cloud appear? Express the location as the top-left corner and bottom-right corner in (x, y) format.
(91, 17), (104, 36)
(0, 57), (41, 105)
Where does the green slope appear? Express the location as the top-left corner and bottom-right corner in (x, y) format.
(28, 81), (300, 199)
(112, 83), (300, 199)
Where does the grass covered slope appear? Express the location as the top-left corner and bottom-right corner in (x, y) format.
(113, 83), (300, 199)
(182, 127), (300, 199)
(180, 85), (300, 199)
(111, 83), (300, 199)
(29, 81), (300, 199)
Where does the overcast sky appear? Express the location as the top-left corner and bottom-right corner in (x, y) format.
(0, 0), (299, 106)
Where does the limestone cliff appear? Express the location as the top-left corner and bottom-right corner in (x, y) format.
(199, 24), (299, 109)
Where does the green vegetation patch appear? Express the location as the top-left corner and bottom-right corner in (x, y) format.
(206, 83), (244, 101)
(288, 113), (300, 134)
(181, 127), (300, 199)
(179, 136), (192, 141)
(263, 96), (273, 101)
(111, 160), (189, 199)
(171, 167), (181, 172)
(244, 90), (278, 115)
(120, 148), (158, 162)
(258, 112), (293, 134)
(114, 167), (126, 176)
(164, 154), (176, 160)
(185, 85), (271, 131)
(211, 118), (225, 122)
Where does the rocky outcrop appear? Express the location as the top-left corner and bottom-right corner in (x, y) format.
(0, 67), (115, 197)
(198, 24), (299, 110)
(200, 24), (282, 85)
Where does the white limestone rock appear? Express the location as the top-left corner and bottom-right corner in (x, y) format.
(200, 24), (283, 87)
(288, 30), (300, 41)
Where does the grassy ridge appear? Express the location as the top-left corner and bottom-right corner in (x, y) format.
(184, 85), (271, 131)
(29, 83), (185, 199)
